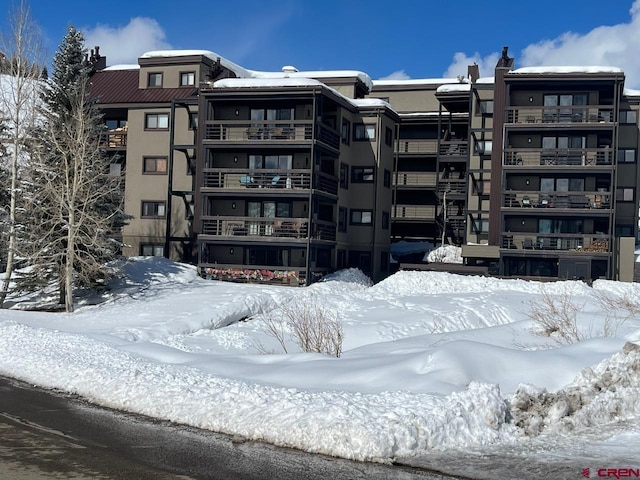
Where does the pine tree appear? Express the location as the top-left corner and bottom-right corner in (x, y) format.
(18, 25), (124, 312)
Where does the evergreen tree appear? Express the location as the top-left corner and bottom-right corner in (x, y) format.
(18, 25), (125, 311)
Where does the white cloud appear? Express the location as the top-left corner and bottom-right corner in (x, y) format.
(378, 69), (411, 81)
(444, 1), (640, 88)
(443, 52), (500, 80)
(83, 17), (171, 66)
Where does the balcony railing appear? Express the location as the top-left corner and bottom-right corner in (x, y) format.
(439, 140), (468, 156)
(200, 216), (336, 242)
(203, 120), (313, 143)
(396, 139), (438, 154)
(503, 191), (611, 209)
(100, 129), (127, 149)
(201, 169), (338, 196)
(503, 148), (614, 167)
(438, 179), (466, 195)
(502, 233), (610, 252)
(392, 205), (437, 220)
(394, 172), (437, 187)
(505, 106), (614, 125)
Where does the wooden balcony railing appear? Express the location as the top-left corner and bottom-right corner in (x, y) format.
(503, 191), (611, 209)
(503, 148), (614, 167)
(392, 205), (437, 220)
(505, 106), (614, 125)
(394, 172), (437, 187)
(502, 233), (610, 252)
(100, 129), (127, 149)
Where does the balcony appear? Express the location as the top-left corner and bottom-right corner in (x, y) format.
(501, 233), (610, 253)
(503, 191), (611, 210)
(503, 148), (613, 167)
(100, 128), (127, 149)
(505, 106), (614, 125)
(200, 216), (336, 242)
(439, 140), (468, 157)
(437, 179), (466, 195)
(394, 172), (437, 188)
(202, 169), (338, 196)
(396, 139), (438, 154)
(392, 205), (437, 220)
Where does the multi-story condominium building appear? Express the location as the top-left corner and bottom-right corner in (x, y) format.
(87, 46), (639, 285)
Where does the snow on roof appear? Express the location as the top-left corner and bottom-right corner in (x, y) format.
(624, 88), (640, 97)
(436, 83), (472, 93)
(140, 49), (253, 78)
(251, 69), (373, 91)
(351, 98), (392, 109)
(510, 66), (623, 75)
(103, 64), (140, 71)
(399, 112), (468, 118)
(213, 77), (324, 88)
(476, 76), (494, 84)
(373, 78), (464, 87)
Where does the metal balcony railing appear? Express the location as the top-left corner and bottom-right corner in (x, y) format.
(200, 216), (337, 242)
(392, 205), (437, 220)
(396, 139), (438, 154)
(203, 120), (313, 142)
(394, 172), (437, 187)
(503, 148), (614, 167)
(501, 233), (610, 252)
(505, 106), (615, 125)
(502, 191), (612, 209)
(439, 140), (468, 156)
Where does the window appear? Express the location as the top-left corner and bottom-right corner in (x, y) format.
(180, 71), (195, 86)
(543, 94), (587, 122)
(140, 244), (164, 256)
(383, 169), (391, 188)
(341, 119), (351, 145)
(189, 113), (198, 130)
(620, 111), (637, 124)
(109, 163), (121, 176)
(339, 163), (349, 189)
(351, 167), (374, 183)
(617, 188), (634, 202)
(385, 127), (393, 146)
(249, 154), (292, 169)
(338, 207), (347, 232)
(143, 157), (167, 174)
(145, 113), (169, 129)
(141, 201), (166, 218)
(148, 72), (162, 87)
(475, 140), (492, 154)
(478, 100), (494, 115)
(382, 211), (389, 230)
(618, 149), (636, 163)
(350, 209), (373, 225)
(354, 124), (375, 141)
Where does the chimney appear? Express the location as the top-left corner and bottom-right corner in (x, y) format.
(467, 63), (479, 83)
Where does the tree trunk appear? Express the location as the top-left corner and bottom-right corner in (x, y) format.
(65, 214), (75, 313)
(0, 147), (18, 307)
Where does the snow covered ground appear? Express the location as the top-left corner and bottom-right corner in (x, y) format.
(1, 257), (639, 475)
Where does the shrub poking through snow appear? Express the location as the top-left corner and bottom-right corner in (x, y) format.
(526, 285), (584, 345)
(259, 296), (343, 357)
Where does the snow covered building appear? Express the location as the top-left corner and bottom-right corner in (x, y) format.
(87, 47), (640, 284)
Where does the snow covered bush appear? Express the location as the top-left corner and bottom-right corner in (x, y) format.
(526, 285), (584, 344)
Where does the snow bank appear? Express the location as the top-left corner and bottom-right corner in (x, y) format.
(0, 322), (509, 462)
(510, 342), (640, 436)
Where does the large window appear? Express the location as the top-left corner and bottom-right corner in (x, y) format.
(249, 154), (292, 169)
(617, 188), (634, 202)
(350, 209), (373, 225)
(143, 157), (167, 174)
(148, 72), (162, 87)
(354, 124), (375, 141)
(246, 247), (290, 267)
(145, 113), (169, 129)
(140, 244), (164, 256)
(620, 110), (637, 124)
(141, 201), (166, 218)
(543, 93), (587, 122)
(477, 100), (494, 116)
(351, 167), (374, 183)
(180, 71), (195, 86)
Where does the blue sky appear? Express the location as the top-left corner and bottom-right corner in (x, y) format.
(8, 0), (640, 87)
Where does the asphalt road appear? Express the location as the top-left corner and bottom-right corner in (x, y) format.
(0, 376), (458, 480)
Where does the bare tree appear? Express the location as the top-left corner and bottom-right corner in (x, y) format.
(0, 0), (45, 307)
(19, 26), (124, 312)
